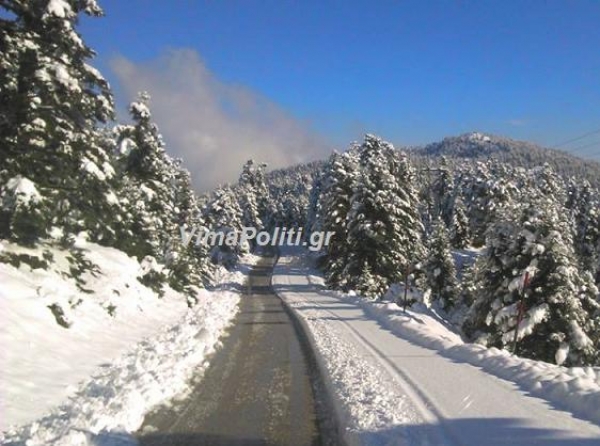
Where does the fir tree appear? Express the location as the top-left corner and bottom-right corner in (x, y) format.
(167, 162), (213, 294)
(424, 218), (458, 310)
(344, 134), (424, 298)
(202, 185), (244, 266)
(431, 157), (455, 227)
(464, 196), (600, 366)
(113, 93), (177, 260)
(460, 161), (517, 246)
(450, 196), (470, 248)
(305, 174), (323, 236)
(114, 93), (213, 292)
(416, 159), (435, 233)
(0, 0), (115, 242)
(236, 159), (268, 234)
(320, 150), (358, 288)
(570, 181), (600, 275)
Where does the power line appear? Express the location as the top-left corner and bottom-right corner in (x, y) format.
(569, 150), (600, 161)
(552, 127), (600, 148)
(569, 139), (600, 153)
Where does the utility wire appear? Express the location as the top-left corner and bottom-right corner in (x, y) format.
(568, 140), (600, 153)
(552, 127), (600, 148)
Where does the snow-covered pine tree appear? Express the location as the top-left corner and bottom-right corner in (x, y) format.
(431, 156), (455, 228)
(528, 162), (567, 204)
(449, 196), (470, 248)
(236, 159), (268, 234)
(263, 161), (320, 232)
(113, 93), (213, 294)
(319, 150), (358, 288)
(460, 160), (517, 247)
(415, 159), (435, 233)
(0, 0), (115, 243)
(277, 190), (308, 229)
(0, 175), (49, 245)
(305, 173), (323, 236)
(260, 199), (280, 234)
(263, 170), (308, 230)
(457, 259), (480, 309)
(113, 93), (177, 260)
(166, 162), (213, 295)
(424, 218), (458, 310)
(343, 134), (424, 298)
(458, 162), (491, 247)
(569, 180), (600, 275)
(464, 194), (600, 366)
(202, 185), (244, 266)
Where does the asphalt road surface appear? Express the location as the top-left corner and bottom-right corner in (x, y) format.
(137, 255), (337, 446)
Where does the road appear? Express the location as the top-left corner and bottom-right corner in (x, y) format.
(136, 255), (338, 446)
(273, 251), (600, 446)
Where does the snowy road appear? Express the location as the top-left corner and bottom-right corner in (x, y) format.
(273, 250), (600, 446)
(137, 255), (337, 446)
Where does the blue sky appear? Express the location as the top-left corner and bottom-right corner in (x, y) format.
(81, 0), (600, 164)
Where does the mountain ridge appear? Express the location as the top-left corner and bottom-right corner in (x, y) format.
(406, 132), (600, 189)
(268, 132), (600, 190)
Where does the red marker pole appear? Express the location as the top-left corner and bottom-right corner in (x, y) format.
(512, 271), (530, 355)
(402, 264), (410, 313)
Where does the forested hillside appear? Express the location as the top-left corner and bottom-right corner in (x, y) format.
(411, 132), (600, 189)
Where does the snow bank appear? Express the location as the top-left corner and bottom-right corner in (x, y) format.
(275, 251), (600, 431)
(1, 240), (250, 445)
(353, 299), (600, 426)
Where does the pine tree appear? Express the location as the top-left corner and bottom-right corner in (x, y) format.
(528, 162), (567, 203)
(113, 93), (214, 293)
(167, 162), (213, 294)
(287, 192), (308, 229)
(236, 159), (268, 235)
(460, 161), (517, 246)
(202, 185), (244, 266)
(0, 3), (214, 297)
(113, 93), (177, 260)
(450, 196), (470, 248)
(416, 159), (435, 233)
(464, 195), (600, 366)
(424, 218), (458, 310)
(570, 181), (600, 275)
(343, 134), (424, 298)
(305, 174), (323, 236)
(320, 150), (358, 288)
(431, 157), (455, 227)
(0, 0), (115, 242)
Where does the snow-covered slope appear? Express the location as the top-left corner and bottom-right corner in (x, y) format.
(273, 249), (600, 446)
(0, 240), (249, 445)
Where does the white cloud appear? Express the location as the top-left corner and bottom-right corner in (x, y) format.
(110, 49), (332, 191)
(507, 118), (528, 127)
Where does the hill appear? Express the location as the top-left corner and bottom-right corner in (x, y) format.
(409, 132), (600, 189)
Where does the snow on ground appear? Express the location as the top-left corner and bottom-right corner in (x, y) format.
(273, 252), (434, 446)
(273, 248), (600, 446)
(350, 283), (600, 428)
(0, 240), (251, 445)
